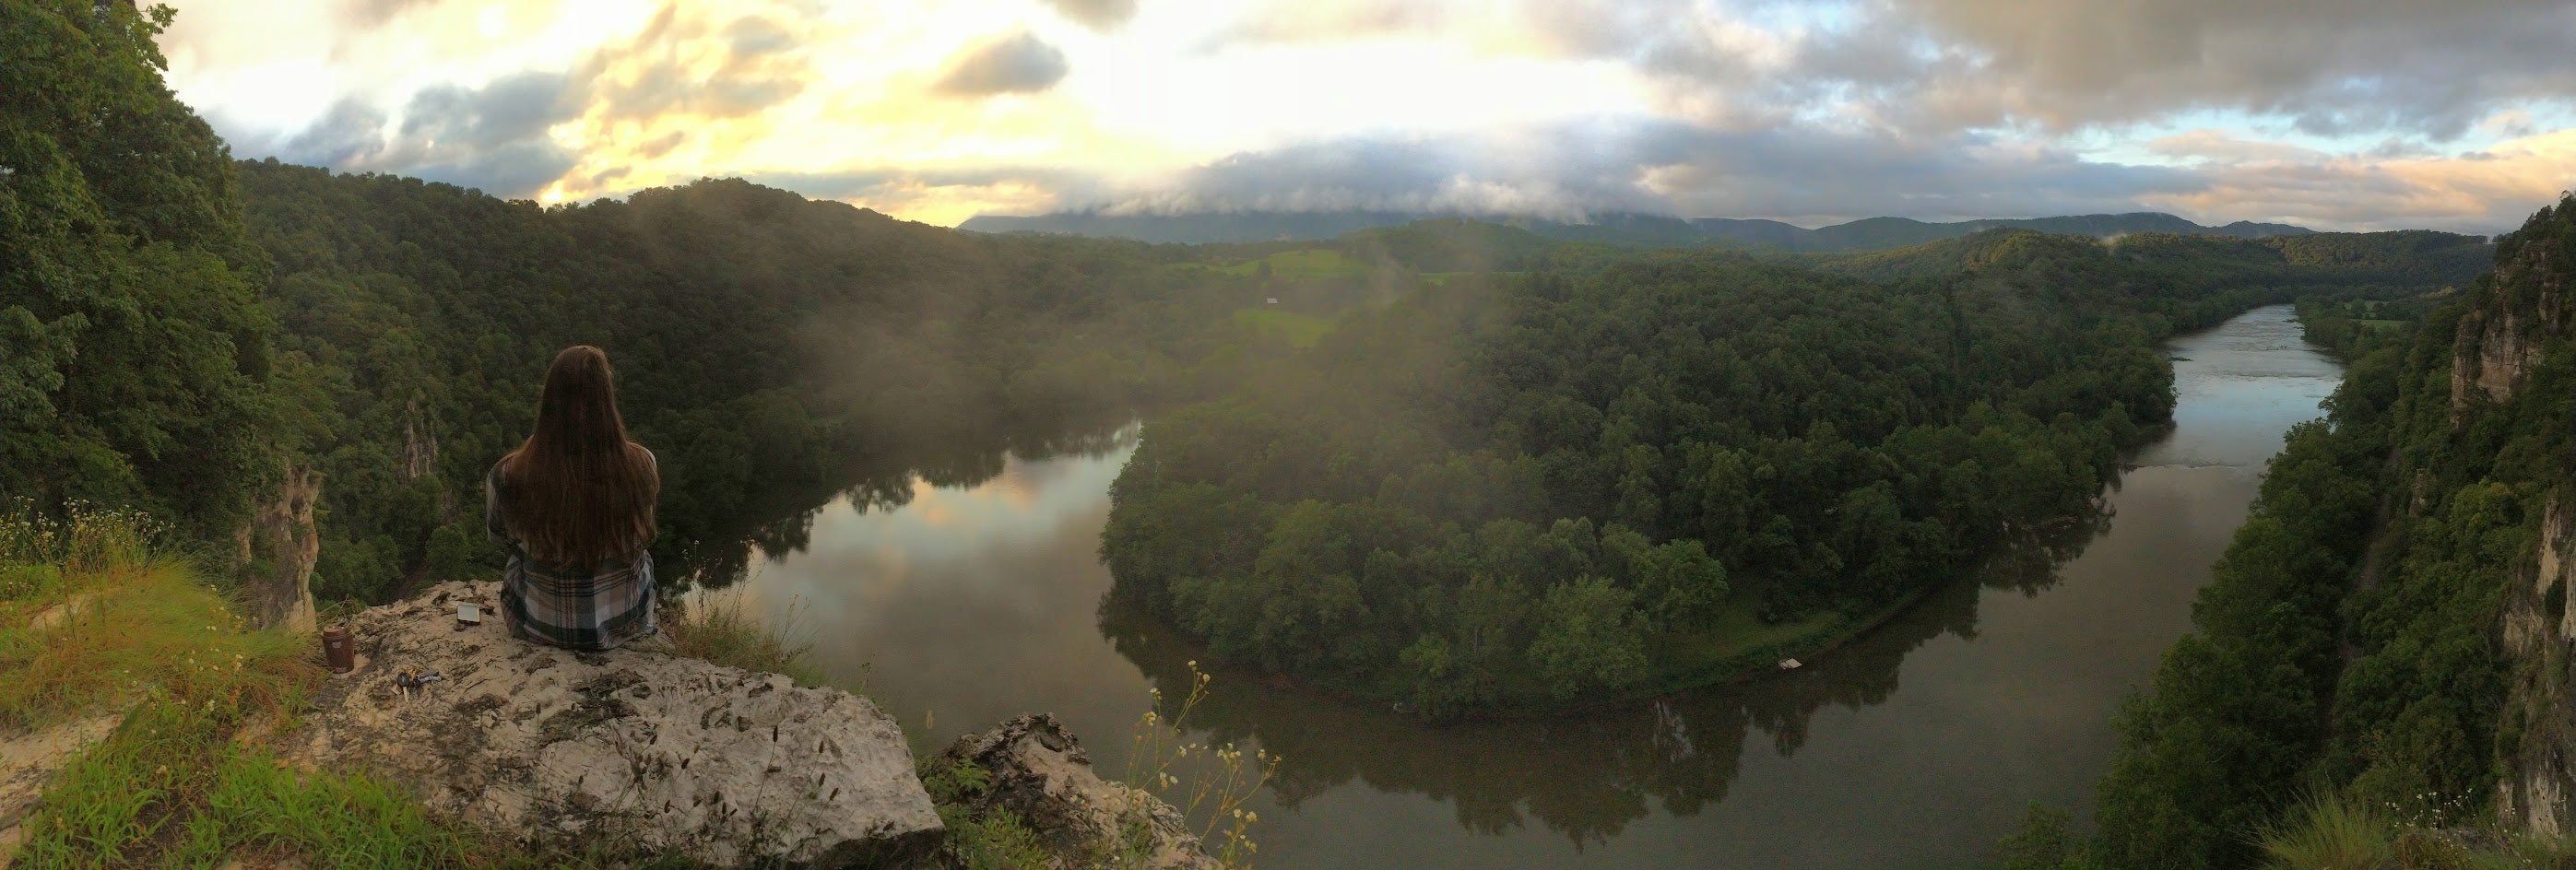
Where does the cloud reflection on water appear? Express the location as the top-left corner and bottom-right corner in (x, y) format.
(724, 307), (2342, 869)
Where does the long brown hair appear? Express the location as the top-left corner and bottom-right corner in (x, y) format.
(498, 346), (658, 567)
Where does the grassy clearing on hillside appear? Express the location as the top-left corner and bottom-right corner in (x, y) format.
(1177, 249), (1370, 281)
(1686, 600), (1844, 663)
(1421, 270), (1528, 286)
(1229, 308), (1335, 347)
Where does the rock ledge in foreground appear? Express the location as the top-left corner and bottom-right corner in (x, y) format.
(940, 713), (1216, 870)
(286, 581), (942, 868)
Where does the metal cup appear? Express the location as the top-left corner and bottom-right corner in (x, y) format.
(321, 623), (355, 673)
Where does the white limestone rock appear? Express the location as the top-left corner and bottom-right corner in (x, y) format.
(286, 582), (942, 868)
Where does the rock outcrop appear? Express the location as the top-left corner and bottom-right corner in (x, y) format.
(2500, 494), (2576, 837)
(235, 461), (321, 632)
(2449, 231), (2570, 416)
(938, 714), (1216, 870)
(2469, 206), (2576, 839)
(2450, 305), (2545, 410)
(285, 582), (943, 867)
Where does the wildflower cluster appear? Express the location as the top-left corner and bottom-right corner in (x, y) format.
(0, 499), (168, 575)
(2388, 790), (2476, 830)
(1116, 660), (1279, 869)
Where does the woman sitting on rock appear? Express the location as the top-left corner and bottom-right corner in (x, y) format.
(486, 345), (661, 651)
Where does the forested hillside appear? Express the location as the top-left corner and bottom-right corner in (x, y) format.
(240, 163), (1318, 602)
(2057, 194), (2576, 870)
(1100, 229), (2485, 717)
(1809, 227), (2493, 288)
(1, 0), (1351, 607)
(0, 0), (282, 541)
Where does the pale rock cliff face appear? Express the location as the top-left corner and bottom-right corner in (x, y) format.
(2450, 241), (2567, 415)
(287, 582), (945, 867)
(401, 394), (464, 523)
(236, 461), (320, 631)
(2450, 307), (2545, 410)
(401, 393), (440, 483)
(2498, 495), (2573, 836)
(2470, 232), (2576, 839)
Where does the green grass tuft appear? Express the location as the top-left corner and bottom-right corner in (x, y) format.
(16, 700), (480, 870)
(2255, 795), (2399, 870)
(664, 592), (837, 689)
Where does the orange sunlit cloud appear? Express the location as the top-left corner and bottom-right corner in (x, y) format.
(161, 0), (2576, 232)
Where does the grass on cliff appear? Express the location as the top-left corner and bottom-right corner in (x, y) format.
(2253, 795), (2576, 870)
(662, 591), (839, 689)
(0, 504), (313, 732)
(1, 506), (666, 870)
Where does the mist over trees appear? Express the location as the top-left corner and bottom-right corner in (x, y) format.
(962, 208), (2335, 251)
(238, 163), (1320, 602)
(1101, 229), (2485, 716)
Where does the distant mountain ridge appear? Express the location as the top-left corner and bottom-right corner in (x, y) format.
(1763, 213), (2314, 252)
(960, 209), (2318, 252)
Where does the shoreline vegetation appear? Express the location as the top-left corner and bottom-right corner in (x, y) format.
(1110, 419), (2133, 723)
(1095, 229), (2470, 718)
(2000, 197), (2576, 870)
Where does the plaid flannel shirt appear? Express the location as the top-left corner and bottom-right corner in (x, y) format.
(485, 454), (657, 651)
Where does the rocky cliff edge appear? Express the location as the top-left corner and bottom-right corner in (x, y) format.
(284, 581), (944, 867)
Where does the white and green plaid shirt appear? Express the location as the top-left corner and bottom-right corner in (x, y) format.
(484, 456), (657, 651)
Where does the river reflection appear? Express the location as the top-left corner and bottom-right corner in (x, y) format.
(1101, 574), (1991, 846)
(732, 305), (2340, 869)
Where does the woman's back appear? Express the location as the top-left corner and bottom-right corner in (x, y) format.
(486, 346), (661, 651)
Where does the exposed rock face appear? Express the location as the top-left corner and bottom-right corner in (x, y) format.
(285, 582), (943, 868)
(2450, 307), (2543, 410)
(2450, 239), (2568, 416)
(401, 393), (440, 483)
(400, 394), (464, 523)
(2500, 495), (2576, 837)
(2478, 221), (2576, 839)
(939, 714), (1215, 870)
(237, 461), (320, 631)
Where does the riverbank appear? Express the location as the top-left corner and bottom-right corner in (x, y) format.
(1227, 512), (2103, 722)
(729, 303), (2345, 869)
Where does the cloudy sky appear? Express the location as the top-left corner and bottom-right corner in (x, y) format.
(162, 0), (2576, 232)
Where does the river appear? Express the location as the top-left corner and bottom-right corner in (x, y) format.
(721, 304), (2342, 868)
